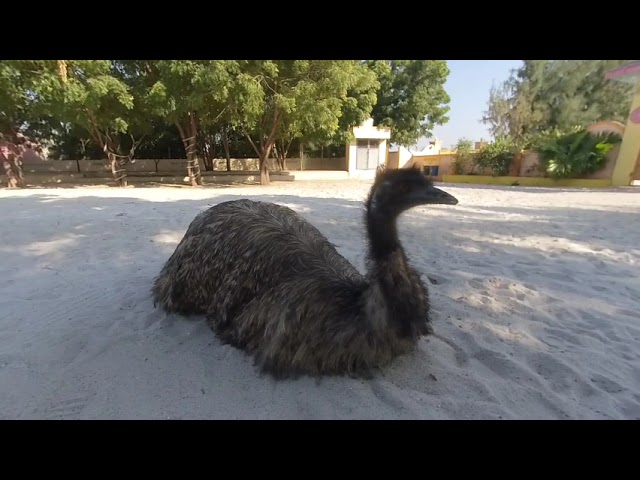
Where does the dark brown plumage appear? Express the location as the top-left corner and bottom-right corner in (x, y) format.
(151, 167), (459, 378)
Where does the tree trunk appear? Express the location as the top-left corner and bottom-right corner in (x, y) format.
(274, 143), (286, 171)
(186, 145), (201, 186)
(91, 127), (127, 187)
(259, 153), (270, 185)
(109, 152), (127, 187)
(200, 131), (215, 171)
(203, 155), (213, 172)
(3, 156), (24, 188)
(258, 139), (277, 185)
(58, 60), (68, 83)
(273, 148), (283, 171)
(176, 116), (202, 187)
(221, 126), (231, 172)
(1, 139), (26, 188)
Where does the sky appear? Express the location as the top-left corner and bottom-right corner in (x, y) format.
(419, 60), (523, 150)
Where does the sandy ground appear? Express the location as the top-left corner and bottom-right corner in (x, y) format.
(1, 180), (639, 419)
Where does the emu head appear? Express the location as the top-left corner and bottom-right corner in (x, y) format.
(365, 165), (458, 218)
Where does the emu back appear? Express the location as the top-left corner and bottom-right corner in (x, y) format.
(152, 199), (364, 316)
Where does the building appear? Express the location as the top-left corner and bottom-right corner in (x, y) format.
(345, 118), (391, 179)
(605, 61), (640, 186)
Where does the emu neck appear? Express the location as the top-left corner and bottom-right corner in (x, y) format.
(366, 209), (401, 260)
(364, 209), (422, 336)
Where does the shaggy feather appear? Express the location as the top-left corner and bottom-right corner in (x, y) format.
(151, 167), (458, 378)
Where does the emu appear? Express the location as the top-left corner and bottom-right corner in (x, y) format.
(151, 167), (459, 378)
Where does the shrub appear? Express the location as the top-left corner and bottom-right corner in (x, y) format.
(452, 138), (473, 174)
(532, 128), (621, 179)
(474, 136), (518, 176)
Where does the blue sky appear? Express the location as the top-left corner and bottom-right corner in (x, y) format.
(420, 60), (522, 149)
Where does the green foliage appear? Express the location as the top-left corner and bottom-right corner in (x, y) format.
(474, 136), (518, 176)
(0, 61), (28, 133)
(483, 60), (634, 145)
(367, 60), (450, 145)
(229, 61), (378, 159)
(532, 128), (621, 179)
(452, 138), (473, 174)
(0, 60), (53, 137)
(335, 63), (379, 144)
(59, 61), (134, 138)
(141, 60), (238, 125)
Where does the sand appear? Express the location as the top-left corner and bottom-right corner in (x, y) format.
(1, 180), (639, 419)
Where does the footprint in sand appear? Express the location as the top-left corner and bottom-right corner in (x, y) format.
(615, 308), (639, 319)
(590, 374), (625, 395)
(39, 392), (96, 420)
(544, 327), (584, 347)
(529, 351), (598, 397)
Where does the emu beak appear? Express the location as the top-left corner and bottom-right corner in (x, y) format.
(411, 185), (459, 205)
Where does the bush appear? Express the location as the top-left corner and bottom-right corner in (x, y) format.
(532, 128), (621, 179)
(452, 138), (473, 174)
(474, 136), (518, 176)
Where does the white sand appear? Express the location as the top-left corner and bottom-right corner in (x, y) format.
(1, 180), (639, 419)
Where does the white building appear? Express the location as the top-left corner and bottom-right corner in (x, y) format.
(345, 118), (391, 179)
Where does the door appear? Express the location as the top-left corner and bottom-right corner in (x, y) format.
(356, 139), (379, 170)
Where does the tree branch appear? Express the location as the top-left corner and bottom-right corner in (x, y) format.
(241, 127), (261, 158)
(265, 107), (281, 151)
(175, 119), (189, 148)
(128, 133), (146, 161)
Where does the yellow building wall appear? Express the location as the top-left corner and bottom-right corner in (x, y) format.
(612, 83), (640, 186)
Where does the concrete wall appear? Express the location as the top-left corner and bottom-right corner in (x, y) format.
(352, 118), (392, 139)
(397, 146), (415, 169)
(8, 156), (354, 187)
(408, 154), (459, 180)
(18, 157), (347, 174)
(205, 157), (346, 172)
(387, 151), (399, 169)
(386, 145), (413, 170)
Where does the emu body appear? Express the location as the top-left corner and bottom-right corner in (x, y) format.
(152, 168), (458, 377)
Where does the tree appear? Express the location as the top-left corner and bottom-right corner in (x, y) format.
(229, 60), (379, 185)
(0, 60), (51, 187)
(483, 60), (634, 146)
(483, 84), (512, 139)
(452, 138), (474, 174)
(542, 60), (634, 128)
(37, 60), (147, 186)
(136, 60), (240, 186)
(366, 60), (451, 146)
(482, 60), (550, 146)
